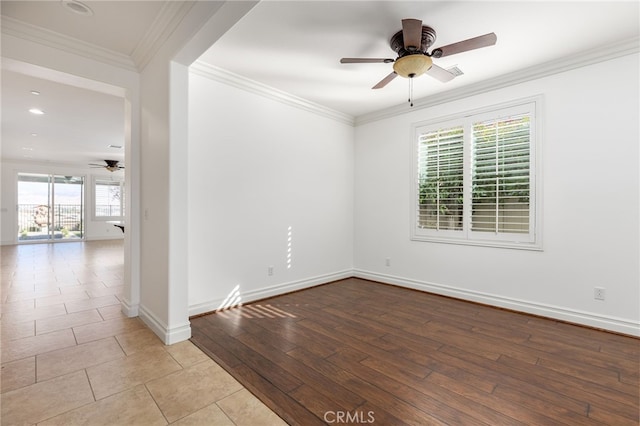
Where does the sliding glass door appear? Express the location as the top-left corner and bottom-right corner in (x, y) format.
(17, 173), (84, 242)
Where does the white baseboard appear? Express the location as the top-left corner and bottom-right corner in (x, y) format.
(353, 269), (640, 337)
(1, 236), (124, 245)
(139, 304), (192, 345)
(119, 298), (139, 317)
(85, 235), (125, 241)
(189, 269), (353, 317)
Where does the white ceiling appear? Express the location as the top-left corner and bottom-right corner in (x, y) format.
(1, 69), (126, 165)
(1, 0), (174, 166)
(1, 1), (639, 166)
(199, 1), (640, 117)
(1, 0), (167, 56)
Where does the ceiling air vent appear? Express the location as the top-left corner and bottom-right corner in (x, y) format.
(446, 66), (464, 77)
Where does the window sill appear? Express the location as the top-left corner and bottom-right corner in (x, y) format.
(411, 235), (543, 251)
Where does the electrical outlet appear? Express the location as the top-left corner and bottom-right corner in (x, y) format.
(594, 287), (606, 301)
(385, 258), (391, 267)
(268, 266), (274, 276)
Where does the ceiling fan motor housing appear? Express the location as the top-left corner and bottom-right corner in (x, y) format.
(390, 25), (437, 56)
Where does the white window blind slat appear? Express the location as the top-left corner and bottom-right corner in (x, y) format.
(471, 113), (531, 234)
(417, 126), (464, 231)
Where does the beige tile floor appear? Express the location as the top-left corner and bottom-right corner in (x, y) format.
(1, 240), (287, 425)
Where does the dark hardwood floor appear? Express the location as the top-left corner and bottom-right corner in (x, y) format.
(190, 278), (639, 425)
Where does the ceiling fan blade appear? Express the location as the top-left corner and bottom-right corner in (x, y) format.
(341, 58), (394, 64)
(432, 32), (497, 58)
(402, 19), (423, 51)
(426, 64), (456, 82)
(372, 72), (398, 89)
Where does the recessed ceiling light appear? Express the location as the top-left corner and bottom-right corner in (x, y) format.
(29, 108), (45, 115)
(31, 133), (38, 137)
(22, 147), (34, 151)
(30, 90), (40, 95)
(61, 0), (94, 16)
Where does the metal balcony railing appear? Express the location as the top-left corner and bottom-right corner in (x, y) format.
(17, 204), (83, 241)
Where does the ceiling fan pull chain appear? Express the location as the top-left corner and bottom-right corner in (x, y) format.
(409, 77), (414, 107)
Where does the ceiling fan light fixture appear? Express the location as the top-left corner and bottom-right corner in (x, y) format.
(393, 54), (433, 78)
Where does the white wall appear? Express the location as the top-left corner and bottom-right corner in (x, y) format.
(136, 1), (258, 344)
(187, 72), (354, 314)
(354, 53), (640, 335)
(0, 159), (125, 245)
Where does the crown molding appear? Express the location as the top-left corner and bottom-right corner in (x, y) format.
(131, 1), (195, 71)
(1, 16), (137, 72)
(1, 2), (193, 73)
(191, 61), (355, 126)
(355, 36), (640, 126)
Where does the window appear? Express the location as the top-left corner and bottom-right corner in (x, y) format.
(412, 97), (541, 249)
(94, 178), (125, 220)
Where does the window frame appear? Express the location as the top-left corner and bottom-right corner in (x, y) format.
(410, 96), (543, 250)
(93, 176), (125, 221)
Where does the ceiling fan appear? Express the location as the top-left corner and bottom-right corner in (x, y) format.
(89, 159), (124, 172)
(340, 19), (496, 104)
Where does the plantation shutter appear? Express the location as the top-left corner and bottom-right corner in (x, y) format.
(417, 126), (464, 231)
(471, 113), (531, 234)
